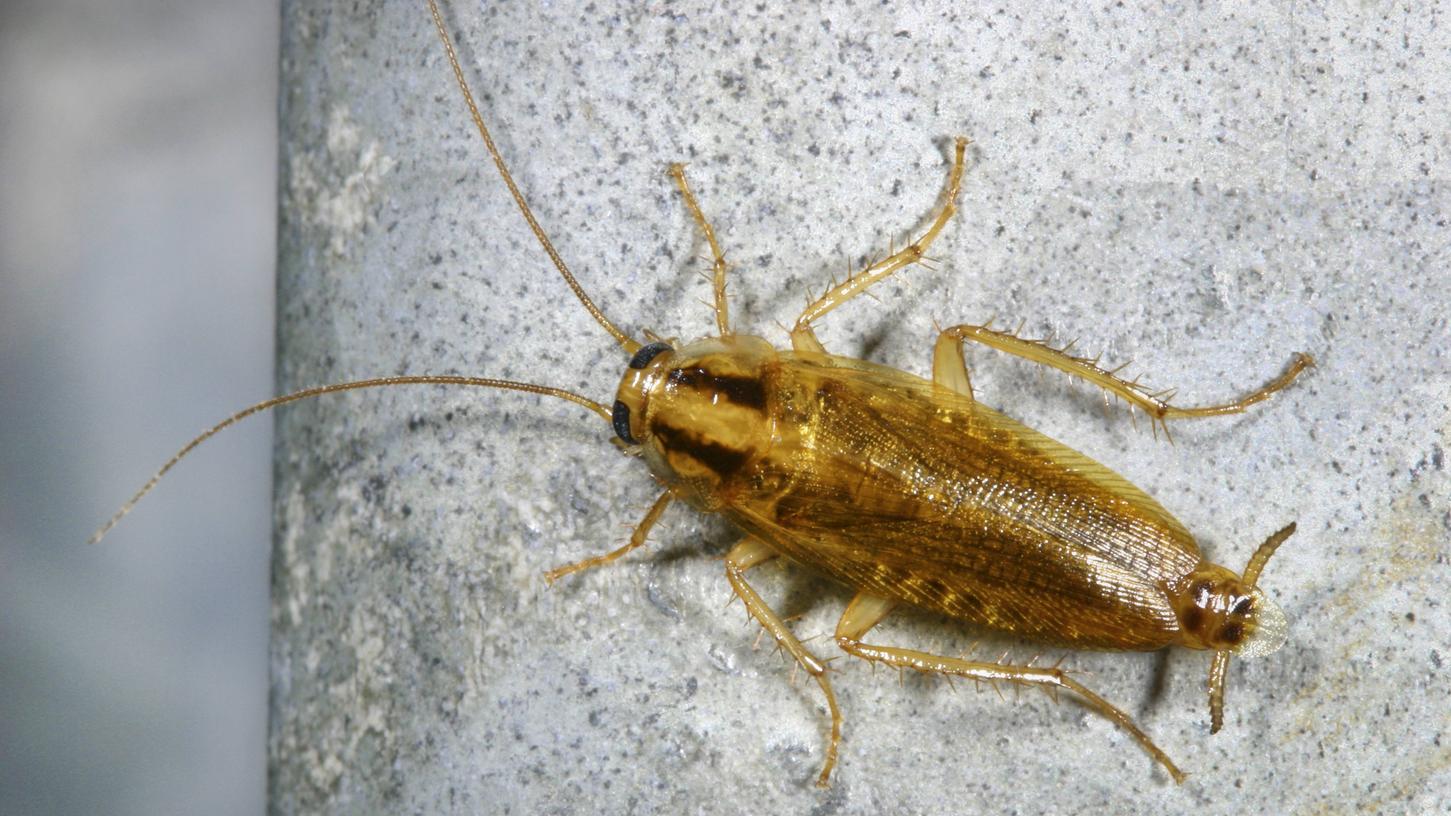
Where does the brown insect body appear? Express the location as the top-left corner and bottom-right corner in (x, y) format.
(92, 0), (1310, 789)
(619, 337), (1287, 656)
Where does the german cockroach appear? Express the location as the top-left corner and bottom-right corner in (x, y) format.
(92, 0), (1314, 787)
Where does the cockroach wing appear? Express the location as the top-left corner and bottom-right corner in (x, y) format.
(725, 354), (1204, 651)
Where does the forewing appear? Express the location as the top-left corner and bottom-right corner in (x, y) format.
(729, 358), (1198, 649)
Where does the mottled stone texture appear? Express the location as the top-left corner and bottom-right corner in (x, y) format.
(274, 1), (1449, 812)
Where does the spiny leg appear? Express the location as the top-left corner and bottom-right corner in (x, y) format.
(670, 164), (732, 336)
(543, 493), (672, 583)
(790, 137), (969, 354)
(932, 330), (975, 399)
(724, 538), (843, 786)
(834, 592), (1186, 784)
(940, 323), (1313, 436)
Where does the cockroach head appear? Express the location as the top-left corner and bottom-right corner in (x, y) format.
(611, 341), (674, 445)
(611, 335), (777, 506)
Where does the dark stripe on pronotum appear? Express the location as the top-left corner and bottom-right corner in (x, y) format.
(652, 422), (753, 477)
(666, 367), (767, 410)
(629, 341), (673, 369)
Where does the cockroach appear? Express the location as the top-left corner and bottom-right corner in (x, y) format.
(91, 0), (1313, 786)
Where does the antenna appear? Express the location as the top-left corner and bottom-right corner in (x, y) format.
(426, 0), (640, 354)
(88, 376), (609, 545)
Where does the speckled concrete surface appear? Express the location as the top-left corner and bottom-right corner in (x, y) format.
(274, 2), (1449, 813)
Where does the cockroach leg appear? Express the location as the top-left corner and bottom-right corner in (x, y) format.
(941, 323), (1313, 431)
(790, 137), (970, 354)
(834, 591), (1187, 784)
(790, 327), (829, 354)
(543, 493), (673, 584)
(724, 538), (843, 787)
(932, 331), (976, 399)
(669, 164), (732, 336)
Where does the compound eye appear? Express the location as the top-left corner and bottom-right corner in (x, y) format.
(629, 341), (672, 369)
(612, 400), (638, 444)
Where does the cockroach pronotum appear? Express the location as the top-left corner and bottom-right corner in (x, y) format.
(91, 0), (1314, 787)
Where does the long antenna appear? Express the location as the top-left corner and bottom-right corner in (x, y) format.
(426, 0), (640, 354)
(88, 376), (610, 545)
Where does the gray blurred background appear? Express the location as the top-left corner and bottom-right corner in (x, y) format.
(0, 1), (275, 814)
